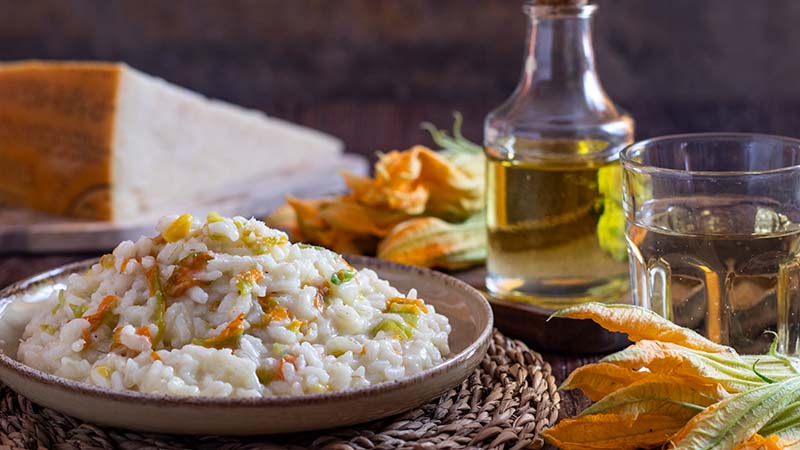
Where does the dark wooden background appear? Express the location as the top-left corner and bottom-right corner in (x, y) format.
(2, 0), (800, 159)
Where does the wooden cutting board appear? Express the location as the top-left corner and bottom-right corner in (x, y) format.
(456, 266), (631, 354)
(0, 154), (368, 254)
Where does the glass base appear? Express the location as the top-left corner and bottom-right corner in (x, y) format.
(486, 273), (629, 309)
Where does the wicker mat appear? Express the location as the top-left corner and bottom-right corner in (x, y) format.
(0, 330), (560, 450)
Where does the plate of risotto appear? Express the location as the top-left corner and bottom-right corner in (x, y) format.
(0, 214), (492, 435)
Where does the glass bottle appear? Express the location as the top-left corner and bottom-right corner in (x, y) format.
(484, 0), (634, 307)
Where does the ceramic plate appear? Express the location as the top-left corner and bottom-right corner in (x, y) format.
(0, 256), (492, 435)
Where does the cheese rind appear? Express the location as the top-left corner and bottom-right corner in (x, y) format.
(0, 61), (343, 221)
(0, 62), (118, 219)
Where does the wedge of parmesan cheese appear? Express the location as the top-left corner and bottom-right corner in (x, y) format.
(0, 61), (343, 221)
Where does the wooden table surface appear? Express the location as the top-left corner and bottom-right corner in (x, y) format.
(0, 252), (599, 427)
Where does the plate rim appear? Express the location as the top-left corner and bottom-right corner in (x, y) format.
(0, 255), (493, 408)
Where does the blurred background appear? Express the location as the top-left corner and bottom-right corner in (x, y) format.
(3, 0), (798, 160)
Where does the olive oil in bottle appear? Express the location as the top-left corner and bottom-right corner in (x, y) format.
(486, 140), (629, 306)
(484, 1), (634, 306)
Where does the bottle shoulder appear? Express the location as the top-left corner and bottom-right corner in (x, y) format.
(485, 94), (634, 144)
(485, 96), (634, 163)
(486, 65), (633, 136)
(487, 87), (632, 127)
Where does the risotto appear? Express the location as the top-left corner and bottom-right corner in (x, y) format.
(17, 214), (451, 397)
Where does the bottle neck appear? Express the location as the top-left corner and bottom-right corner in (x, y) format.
(519, 5), (606, 107)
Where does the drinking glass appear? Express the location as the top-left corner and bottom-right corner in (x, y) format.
(621, 133), (800, 354)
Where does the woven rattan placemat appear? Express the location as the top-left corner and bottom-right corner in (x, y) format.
(0, 330), (560, 450)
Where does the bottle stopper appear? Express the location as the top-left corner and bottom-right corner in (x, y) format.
(532, 0), (589, 5)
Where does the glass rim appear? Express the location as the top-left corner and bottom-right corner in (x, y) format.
(620, 132), (800, 177)
(523, 2), (597, 19)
